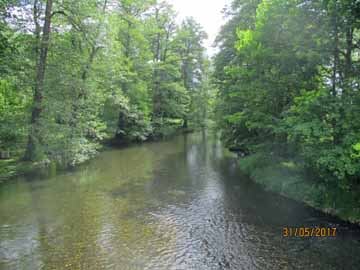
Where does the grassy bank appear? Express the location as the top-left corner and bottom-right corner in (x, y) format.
(237, 151), (360, 224)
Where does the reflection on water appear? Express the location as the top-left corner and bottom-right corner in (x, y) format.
(0, 132), (360, 270)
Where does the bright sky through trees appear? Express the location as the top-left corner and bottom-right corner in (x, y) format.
(168, 0), (230, 56)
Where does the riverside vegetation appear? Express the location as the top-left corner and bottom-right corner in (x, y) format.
(214, 0), (360, 223)
(1, 0), (360, 223)
(0, 0), (214, 178)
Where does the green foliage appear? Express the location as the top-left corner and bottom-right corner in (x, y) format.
(116, 101), (153, 143)
(0, 79), (29, 151)
(215, 0), (360, 193)
(353, 143), (360, 158)
(0, 0), (212, 173)
(283, 89), (360, 185)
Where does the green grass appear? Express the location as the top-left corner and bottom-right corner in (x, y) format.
(238, 151), (360, 224)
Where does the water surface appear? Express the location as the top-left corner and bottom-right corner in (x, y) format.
(0, 132), (359, 269)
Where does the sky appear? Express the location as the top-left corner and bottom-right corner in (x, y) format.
(168, 0), (230, 56)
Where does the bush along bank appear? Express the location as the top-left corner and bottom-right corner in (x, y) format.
(0, 123), (196, 183)
(236, 150), (360, 225)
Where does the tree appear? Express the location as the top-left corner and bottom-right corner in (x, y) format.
(175, 17), (208, 128)
(113, 0), (153, 142)
(0, 0), (211, 168)
(24, 0), (53, 161)
(214, 0), (360, 186)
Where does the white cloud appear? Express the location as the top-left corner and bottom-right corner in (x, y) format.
(168, 0), (230, 56)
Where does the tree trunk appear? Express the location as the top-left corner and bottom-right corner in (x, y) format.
(151, 7), (162, 122)
(344, 26), (353, 80)
(0, 151), (10, 160)
(24, 0), (53, 161)
(183, 118), (188, 129)
(330, 7), (342, 146)
(331, 13), (339, 97)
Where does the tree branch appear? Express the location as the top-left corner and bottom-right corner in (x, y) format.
(51, 10), (67, 18)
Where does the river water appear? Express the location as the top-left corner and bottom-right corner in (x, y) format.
(0, 132), (359, 270)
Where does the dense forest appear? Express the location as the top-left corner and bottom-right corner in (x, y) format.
(0, 0), (213, 168)
(214, 0), (360, 203)
(1, 0), (360, 219)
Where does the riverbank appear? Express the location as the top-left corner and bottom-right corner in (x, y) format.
(0, 127), (196, 183)
(0, 158), (58, 183)
(0, 159), (34, 182)
(237, 151), (360, 225)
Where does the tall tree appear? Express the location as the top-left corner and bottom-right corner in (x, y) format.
(24, 0), (53, 161)
(175, 17), (207, 128)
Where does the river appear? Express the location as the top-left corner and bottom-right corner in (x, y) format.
(0, 132), (359, 270)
